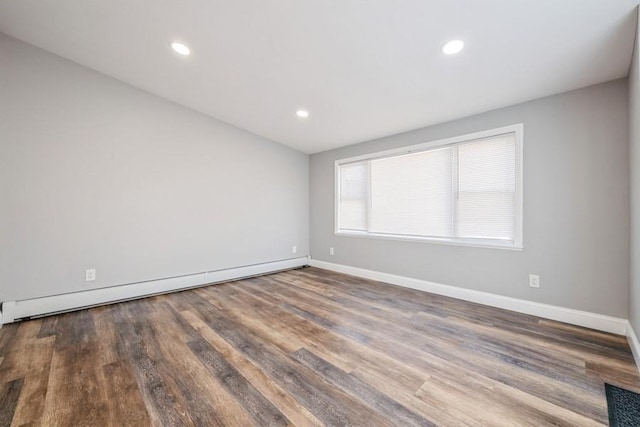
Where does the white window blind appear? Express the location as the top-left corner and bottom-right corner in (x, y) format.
(338, 162), (368, 231)
(335, 125), (523, 249)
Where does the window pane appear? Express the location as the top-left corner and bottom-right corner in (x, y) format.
(370, 147), (453, 237)
(339, 162), (368, 230)
(335, 126), (522, 248)
(456, 135), (516, 240)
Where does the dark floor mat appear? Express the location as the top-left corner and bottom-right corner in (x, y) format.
(606, 383), (640, 426)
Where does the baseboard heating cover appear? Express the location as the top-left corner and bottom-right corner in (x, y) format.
(0, 256), (309, 324)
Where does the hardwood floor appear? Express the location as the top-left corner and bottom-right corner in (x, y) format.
(1, 266), (639, 426)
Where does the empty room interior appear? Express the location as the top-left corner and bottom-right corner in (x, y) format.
(4, 0), (640, 425)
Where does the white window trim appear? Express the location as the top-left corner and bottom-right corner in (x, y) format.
(334, 124), (524, 250)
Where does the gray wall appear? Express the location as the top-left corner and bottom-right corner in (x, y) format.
(311, 79), (630, 318)
(630, 8), (640, 333)
(0, 33), (309, 302)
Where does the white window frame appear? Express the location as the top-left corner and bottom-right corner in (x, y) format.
(334, 124), (524, 250)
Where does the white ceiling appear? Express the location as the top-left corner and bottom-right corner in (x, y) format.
(0, 1), (638, 154)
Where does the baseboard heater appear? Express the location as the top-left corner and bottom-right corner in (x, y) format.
(0, 256), (309, 324)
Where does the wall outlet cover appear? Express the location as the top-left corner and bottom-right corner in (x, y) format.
(529, 274), (540, 288)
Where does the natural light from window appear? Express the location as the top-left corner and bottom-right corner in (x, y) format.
(335, 125), (523, 249)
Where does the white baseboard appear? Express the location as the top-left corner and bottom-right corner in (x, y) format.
(309, 259), (628, 335)
(0, 257), (309, 324)
(627, 322), (640, 373)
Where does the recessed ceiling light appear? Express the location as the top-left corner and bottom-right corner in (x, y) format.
(442, 39), (464, 55)
(171, 42), (191, 56)
(296, 109), (309, 118)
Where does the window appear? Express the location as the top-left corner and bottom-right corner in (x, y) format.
(335, 124), (523, 249)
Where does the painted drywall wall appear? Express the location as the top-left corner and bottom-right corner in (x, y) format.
(630, 8), (640, 334)
(0, 33), (309, 302)
(311, 79), (629, 318)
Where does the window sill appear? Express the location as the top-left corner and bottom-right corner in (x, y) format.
(334, 230), (523, 251)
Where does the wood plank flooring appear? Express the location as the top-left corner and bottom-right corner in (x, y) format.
(1, 266), (639, 426)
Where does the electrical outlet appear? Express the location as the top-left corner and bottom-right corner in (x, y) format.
(529, 274), (540, 288)
(329, 247), (335, 255)
(292, 245), (297, 254)
(85, 269), (96, 282)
